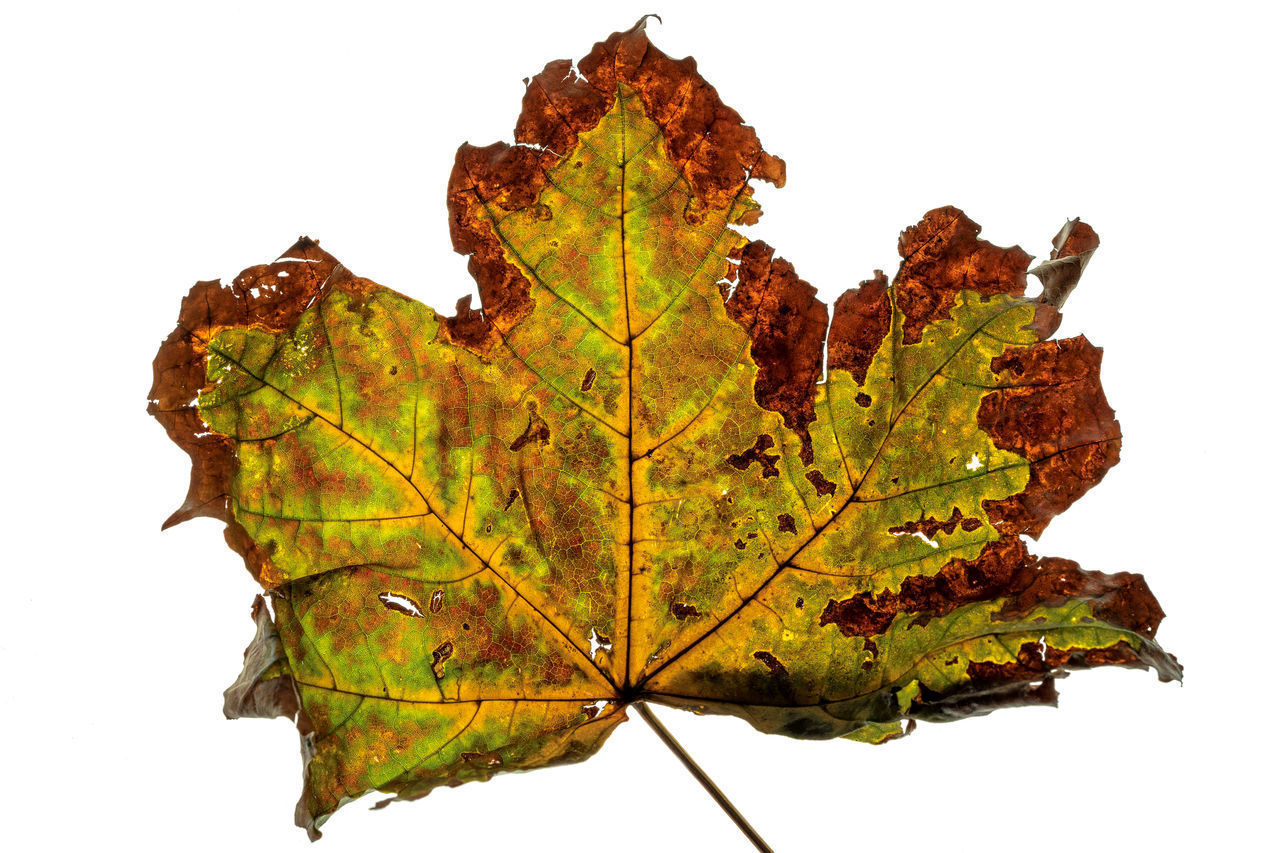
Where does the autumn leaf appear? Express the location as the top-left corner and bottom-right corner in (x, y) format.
(149, 18), (1179, 839)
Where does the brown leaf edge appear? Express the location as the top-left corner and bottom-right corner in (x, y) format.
(147, 239), (364, 837)
(148, 237), (341, 586)
(1031, 218), (1100, 308)
(680, 205), (1181, 734)
(442, 15), (785, 353)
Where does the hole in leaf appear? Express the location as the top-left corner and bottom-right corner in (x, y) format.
(378, 591), (425, 618)
(587, 628), (613, 658)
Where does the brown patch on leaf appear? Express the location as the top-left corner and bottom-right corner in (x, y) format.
(894, 207), (1032, 345)
(817, 536), (1027, 637)
(818, 536), (1176, 672)
(431, 641), (454, 680)
(429, 589), (445, 614)
(753, 650), (789, 678)
(967, 640), (1147, 693)
(726, 434), (781, 479)
(805, 470), (836, 497)
(723, 241), (828, 464)
(979, 336), (1121, 538)
(671, 602), (701, 621)
(995, 556), (1167, 640)
(1022, 301), (1065, 341)
(525, 18), (786, 212)
(777, 513), (797, 535)
(509, 404), (551, 452)
(445, 140), (543, 352)
(148, 238), (340, 587)
(828, 271), (890, 384)
(443, 294), (491, 350)
(580, 368), (596, 392)
(888, 507), (983, 539)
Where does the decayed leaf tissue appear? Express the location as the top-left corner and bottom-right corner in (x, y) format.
(149, 18), (1180, 840)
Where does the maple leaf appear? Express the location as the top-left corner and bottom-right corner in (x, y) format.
(149, 18), (1179, 840)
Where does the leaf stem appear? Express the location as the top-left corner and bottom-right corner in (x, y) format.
(634, 702), (774, 853)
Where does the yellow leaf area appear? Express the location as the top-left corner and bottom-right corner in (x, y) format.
(174, 55), (1176, 832)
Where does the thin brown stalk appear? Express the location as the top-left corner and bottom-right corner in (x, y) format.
(634, 702), (774, 853)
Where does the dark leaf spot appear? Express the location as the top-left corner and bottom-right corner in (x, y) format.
(431, 641), (454, 679)
(671, 602), (701, 620)
(753, 650), (789, 678)
(805, 470), (836, 497)
(509, 405), (551, 452)
(888, 507), (982, 540)
(725, 434), (780, 479)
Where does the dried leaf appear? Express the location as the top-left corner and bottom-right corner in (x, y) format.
(149, 19), (1179, 837)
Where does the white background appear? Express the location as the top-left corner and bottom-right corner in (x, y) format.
(4, 2), (1276, 850)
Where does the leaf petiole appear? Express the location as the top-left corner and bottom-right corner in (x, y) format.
(634, 702), (774, 853)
